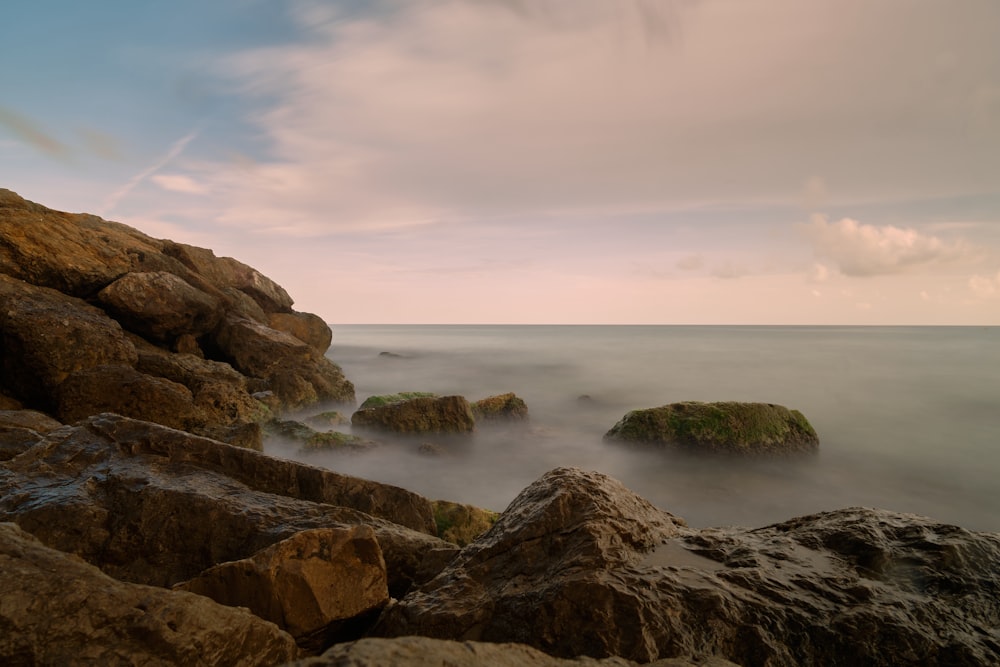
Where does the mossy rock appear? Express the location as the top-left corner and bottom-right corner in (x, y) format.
(604, 401), (819, 456)
(359, 392), (437, 410)
(263, 418), (316, 441)
(432, 500), (500, 546)
(299, 430), (376, 453)
(352, 395), (475, 435)
(471, 392), (529, 422)
(305, 410), (350, 428)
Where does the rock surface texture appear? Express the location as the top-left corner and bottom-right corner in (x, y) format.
(472, 392), (530, 422)
(352, 395), (476, 434)
(0, 522), (301, 667)
(375, 467), (1000, 666)
(605, 401), (819, 456)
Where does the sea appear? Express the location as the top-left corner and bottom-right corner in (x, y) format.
(270, 325), (999, 532)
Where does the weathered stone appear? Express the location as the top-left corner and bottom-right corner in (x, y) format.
(269, 310), (333, 355)
(282, 636), (738, 667)
(472, 392), (529, 422)
(353, 395), (475, 434)
(306, 411), (351, 428)
(98, 270), (222, 342)
(432, 500), (500, 547)
(0, 393), (22, 410)
(0, 522), (300, 666)
(359, 392), (438, 409)
(375, 467), (1000, 666)
(176, 526), (389, 651)
(604, 401), (819, 456)
(266, 419), (377, 454)
(0, 414), (443, 595)
(0, 410), (62, 460)
(0, 274), (138, 409)
(0, 409), (63, 433)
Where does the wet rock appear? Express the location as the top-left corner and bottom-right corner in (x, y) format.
(0, 414), (444, 595)
(97, 270), (222, 342)
(431, 500), (500, 547)
(266, 419), (376, 454)
(0, 274), (137, 409)
(0, 409), (63, 433)
(353, 395), (475, 434)
(0, 522), (301, 667)
(604, 401), (819, 456)
(305, 411), (351, 428)
(282, 636), (739, 667)
(269, 310), (333, 356)
(176, 526), (389, 652)
(0, 410), (63, 460)
(472, 392), (529, 422)
(374, 467), (1000, 666)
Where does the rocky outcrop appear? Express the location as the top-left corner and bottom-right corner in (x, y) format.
(266, 418), (377, 454)
(472, 392), (530, 422)
(0, 522), (301, 666)
(0, 409), (61, 461)
(0, 414), (447, 596)
(282, 636), (739, 667)
(604, 401), (819, 456)
(375, 467), (1000, 666)
(432, 500), (500, 547)
(176, 526), (389, 652)
(0, 188), (354, 430)
(353, 395), (476, 434)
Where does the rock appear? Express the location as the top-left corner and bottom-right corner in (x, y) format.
(0, 274), (137, 409)
(0, 409), (63, 433)
(0, 522), (301, 666)
(97, 270), (222, 342)
(176, 526), (389, 652)
(359, 392), (438, 409)
(472, 392), (529, 422)
(353, 395), (476, 434)
(306, 411), (351, 428)
(432, 500), (500, 547)
(269, 310), (333, 356)
(281, 636), (738, 667)
(265, 419), (376, 454)
(604, 401), (819, 456)
(374, 468), (1000, 665)
(0, 414), (444, 595)
(0, 393), (23, 410)
(0, 410), (63, 461)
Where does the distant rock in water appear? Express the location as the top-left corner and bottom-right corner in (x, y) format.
(604, 401), (819, 456)
(352, 395), (475, 434)
(471, 392), (529, 422)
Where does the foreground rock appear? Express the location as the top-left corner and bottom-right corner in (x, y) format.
(353, 395), (476, 434)
(0, 522), (300, 666)
(283, 636), (739, 666)
(0, 414), (449, 597)
(604, 401), (819, 456)
(176, 526), (389, 652)
(432, 500), (500, 547)
(375, 467), (1000, 665)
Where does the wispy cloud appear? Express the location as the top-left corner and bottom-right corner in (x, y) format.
(151, 173), (208, 195)
(969, 271), (1000, 299)
(0, 106), (70, 159)
(99, 131), (198, 216)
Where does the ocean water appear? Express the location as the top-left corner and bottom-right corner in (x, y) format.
(272, 325), (999, 531)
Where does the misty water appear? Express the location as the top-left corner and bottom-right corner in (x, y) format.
(267, 325), (999, 531)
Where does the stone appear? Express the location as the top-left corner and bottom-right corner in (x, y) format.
(431, 500), (500, 547)
(305, 411), (351, 428)
(604, 401), (819, 456)
(0, 273), (138, 409)
(281, 636), (739, 667)
(0, 522), (301, 666)
(269, 310), (334, 355)
(176, 526), (389, 651)
(0, 414), (444, 596)
(97, 270), (222, 342)
(0, 409), (63, 461)
(374, 467), (1000, 665)
(353, 395), (476, 434)
(472, 392), (529, 422)
(0, 409), (63, 433)
(265, 419), (377, 454)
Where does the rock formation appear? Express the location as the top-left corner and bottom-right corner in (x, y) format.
(352, 394), (476, 434)
(472, 392), (530, 422)
(604, 401), (819, 456)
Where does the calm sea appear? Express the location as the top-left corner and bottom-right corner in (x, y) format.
(274, 326), (999, 531)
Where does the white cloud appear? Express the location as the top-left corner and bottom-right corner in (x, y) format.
(99, 131), (198, 216)
(807, 215), (972, 276)
(969, 271), (1000, 299)
(151, 173), (208, 195)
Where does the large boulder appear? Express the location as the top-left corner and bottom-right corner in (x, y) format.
(97, 270), (222, 342)
(374, 467), (1000, 666)
(604, 401), (819, 456)
(282, 636), (739, 667)
(0, 274), (138, 409)
(352, 395), (476, 434)
(0, 522), (300, 666)
(176, 526), (389, 651)
(472, 392), (530, 422)
(0, 410), (62, 460)
(0, 414), (447, 595)
(269, 310), (333, 356)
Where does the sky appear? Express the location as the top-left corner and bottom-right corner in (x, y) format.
(2, 0), (999, 325)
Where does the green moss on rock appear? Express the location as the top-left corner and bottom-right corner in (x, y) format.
(604, 401), (819, 456)
(352, 395), (475, 435)
(359, 392), (438, 410)
(300, 430), (376, 453)
(432, 500), (500, 546)
(471, 392), (529, 422)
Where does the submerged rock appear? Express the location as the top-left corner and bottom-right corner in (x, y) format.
(604, 401), (819, 456)
(0, 522), (301, 667)
(374, 467), (1000, 665)
(472, 392), (530, 422)
(353, 395), (475, 434)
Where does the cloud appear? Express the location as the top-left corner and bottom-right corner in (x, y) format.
(99, 132), (199, 216)
(675, 254), (704, 271)
(807, 215), (972, 276)
(0, 106), (70, 159)
(152, 173), (208, 195)
(969, 271), (1000, 299)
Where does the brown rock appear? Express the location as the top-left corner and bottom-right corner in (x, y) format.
(432, 500), (499, 547)
(269, 311), (334, 355)
(0, 410), (62, 460)
(472, 392), (530, 422)
(352, 396), (475, 434)
(0, 414), (444, 595)
(98, 270), (222, 342)
(0, 274), (138, 408)
(375, 467), (1000, 666)
(0, 409), (63, 433)
(177, 526), (389, 651)
(0, 522), (300, 667)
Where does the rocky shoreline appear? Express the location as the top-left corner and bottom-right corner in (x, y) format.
(2, 190), (998, 666)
